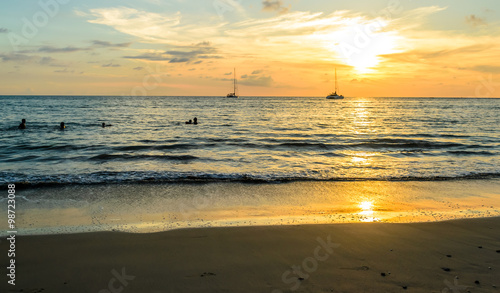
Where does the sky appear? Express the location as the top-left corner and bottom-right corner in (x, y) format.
(0, 0), (499, 97)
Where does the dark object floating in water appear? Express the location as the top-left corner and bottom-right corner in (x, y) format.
(298, 277), (305, 281)
(381, 273), (386, 277)
(496, 250), (500, 253)
(478, 246), (483, 249)
(442, 267), (451, 272)
(19, 119), (27, 129)
(475, 280), (480, 285)
(186, 117), (198, 125)
(446, 255), (452, 258)
(402, 286), (408, 290)
(200, 272), (216, 277)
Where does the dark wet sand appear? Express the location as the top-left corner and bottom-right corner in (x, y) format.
(1, 217), (500, 293)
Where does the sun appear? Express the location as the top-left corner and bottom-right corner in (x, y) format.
(325, 18), (402, 74)
(344, 28), (400, 73)
(359, 201), (373, 211)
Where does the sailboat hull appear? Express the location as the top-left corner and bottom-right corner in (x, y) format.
(326, 95), (344, 99)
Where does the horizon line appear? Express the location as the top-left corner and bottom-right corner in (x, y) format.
(0, 95), (499, 99)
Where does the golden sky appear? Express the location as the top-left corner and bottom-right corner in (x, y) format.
(0, 0), (499, 97)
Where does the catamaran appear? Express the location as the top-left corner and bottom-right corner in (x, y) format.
(326, 68), (344, 100)
(226, 68), (239, 98)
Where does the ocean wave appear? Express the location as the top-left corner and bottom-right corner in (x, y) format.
(1, 171), (499, 188)
(10, 144), (102, 151)
(113, 143), (218, 152)
(349, 139), (469, 149)
(89, 154), (200, 162)
(244, 139), (475, 150)
(1, 138), (492, 153)
(447, 151), (497, 156)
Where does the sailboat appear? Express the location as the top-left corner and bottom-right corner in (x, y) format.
(226, 68), (239, 98)
(326, 68), (344, 99)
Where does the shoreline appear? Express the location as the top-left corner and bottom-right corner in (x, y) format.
(5, 214), (500, 238)
(12, 214), (500, 235)
(5, 173), (500, 190)
(2, 217), (499, 292)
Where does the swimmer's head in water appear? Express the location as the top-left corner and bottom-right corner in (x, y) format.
(19, 119), (27, 129)
(60, 122), (65, 129)
(102, 123), (106, 127)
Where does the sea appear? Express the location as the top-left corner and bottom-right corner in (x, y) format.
(1, 96), (499, 234)
(1, 96), (499, 184)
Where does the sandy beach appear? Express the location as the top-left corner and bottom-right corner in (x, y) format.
(1, 217), (499, 292)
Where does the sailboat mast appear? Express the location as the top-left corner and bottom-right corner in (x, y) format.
(335, 68), (338, 93)
(233, 68), (236, 94)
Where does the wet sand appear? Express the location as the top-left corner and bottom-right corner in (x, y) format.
(1, 217), (500, 293)
(5, 180), (500, 235)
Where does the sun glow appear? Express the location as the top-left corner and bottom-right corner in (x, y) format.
(325, 18), (401, 74)
(358, 201), (379, 222)
(359, 201), (373, 211)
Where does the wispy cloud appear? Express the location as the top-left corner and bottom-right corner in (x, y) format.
(262, 0), (290, 14)
(102, 63), (121, 67)
(123, 52), (171, 61)
(92, 40), (132, 48)
(169, 57), (190, 63)
(385, 6), (447, 31)
(240, 74), (274, 87)
(38, 46), (91, 53)
(84, 7), (182, 43)
(0, 53), (37, 62)
(468, 65), (500, 73)
(16, 41), (130, 55)
(39, 57), (56, 65)
(383, 44), (492, 63)
(0, 52), (67, 67)
(124, 42), (221, 63)
(53, 68), (82, 74)
(0, 28), (8, 33)
(39, 56), (67, 67)
(15, 45), (91, 54)
(81, 7), (228, 45)
(465, 14), (487, 27)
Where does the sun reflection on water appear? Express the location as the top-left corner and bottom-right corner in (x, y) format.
(358, 200), (380, 222)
